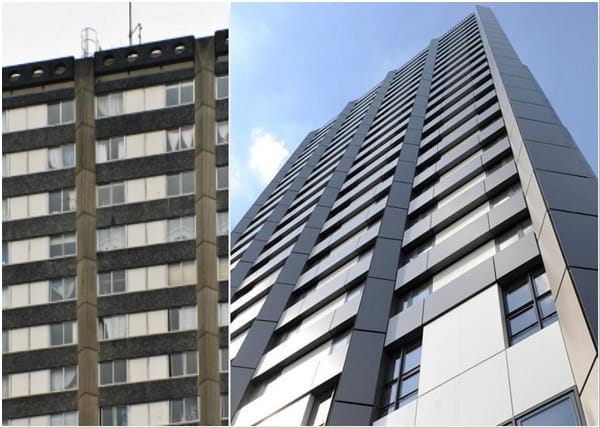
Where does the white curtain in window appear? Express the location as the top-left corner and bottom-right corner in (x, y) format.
(96, 141), (108, 163)
(167, 129), (179, 152)
(111, 227), (126, 249)
(217, 123), (228, 144)
(64, 277), (76, 299)
(98, 230), (110, 251)
(181, 217), (194, 239)
(181, 307), (197, 330)
(97, 96), (109, 118)
(181, 127), (193, 149)
(168, 219), (181, 241)
(116, 138), (125, 159)
(50, 369), (64, 391)
(110, 94), (123, 115)
(48, 148), (61, 169)
(63, 145), (74, 167)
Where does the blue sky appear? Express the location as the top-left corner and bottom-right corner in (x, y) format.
(230, 2), (598, 227)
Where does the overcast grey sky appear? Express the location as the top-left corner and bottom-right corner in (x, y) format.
(2, 2), (229, 65)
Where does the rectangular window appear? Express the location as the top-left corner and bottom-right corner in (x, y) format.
(215, 76), (228, 100)
(306, 390), (334, 426)
(49, 321), (75, 346)
(50, 366), (77, 391)
(96, 93), (124, 118)
(216, 212), (228, 236)
(99, 359), (127, 385)
(218, 302), (229, 326)
(2, 154), (8, 176)
(166, 171), (195, 197)
(496, 219), (534, 252)
(216, 121), (229, 144)
(168, 306), (197, 331)
(2, 241), (7, 264)
(515, 392), (581, 425)
(97, 182), (125, 207)
(166, 126), (194, 152)
(48, 144), (75, 170)
(219, 348), (228, 373)
(503, 270), (557, 345)
(49, 277), (76, 302)
(167, 216), (195, 241)
(98, 271), (126, 295)
(380, 339), (421, 416)
(169, 351), (198, 377)
(166, 81), (193, 106)
(216, 166), (228, 190)
(100, 406), (127, 426)
(97, 226), (126, 251)
(221, 394), (229, 419)
(49, 233), (76, 258)
(49, 189), (76, 214)
(167, 261), (195, 286)
(96, 137), (125, 163)
(50, 411), (78, 426)
(3, 199), (8, 221)
(397, 281), (432, 313)
(47, 100), (74, 125)
(170, 397), (199, 423)
(99, 315), (127, 340)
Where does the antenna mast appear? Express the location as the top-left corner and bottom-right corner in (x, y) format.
(81, 27), (101, 58)
(128, 2), (143, 45)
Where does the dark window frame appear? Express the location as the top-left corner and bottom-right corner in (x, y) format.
(380, 339), (422, 416)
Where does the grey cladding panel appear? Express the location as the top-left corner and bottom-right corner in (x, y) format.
(2, 391), (77, 419)
(98, 377), (197, 406)
(99, 331), (197, 361)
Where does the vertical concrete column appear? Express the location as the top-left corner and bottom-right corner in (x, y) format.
(194, 37), (221, 426)
(74, 58), (99, 426)
(475, 6), (598, 425)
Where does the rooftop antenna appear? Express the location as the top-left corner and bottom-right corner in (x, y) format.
(128, 2), (142, 45)
(81, 27), (101, 58)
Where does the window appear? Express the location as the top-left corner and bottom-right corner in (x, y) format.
(397, 281), (432, 313)
(306, 390), (334, 426)
(168, 306), (197, 331)
(97, 182), (125, 207)
(50, 366), (77, 391)
(216, 212), (228, 236)
(166, 126), (194, 152)
(496, 219), (533, 252)
(50, 411), (78, 426)
(2, 241), (7, 264)
(215, 76), (228, 99)
(99, 360), (127, 385)
(47, 100), (74, 125)
(96, 137), (125, 162)
(401, 238), (433, 265)
(99, 315), (127, 340)
(49, 277), (76, 302)
(167, 261), (195, 286)
(167, 171), (194, 197)
(2, 154), (8, 176)
(49, 189), (76, 214)
(492, 183), (521, 209)
(218, 303), (229, 327)
(503, 270), (557, 345)
(515, 392), (582, 426)
(97, 226), (126, 251)
(216, 121), (229, 144)
(96, 93), (124, 118)
(98, 271), (126, 295)
(380, 340), (421, 416)
(221, 394), (229, 419)
(167, 216), (195, 241)
(49, 321), (75, 346)
(170, 397), (199, 423)
(100, 406), (127, 426)
(217, 166), (228, 190)
(166, 81), (193, 106)
(48, 144), (75, 169)
(49, 233), (76, 258)
(169, 351), (198, 377)
(219, 348), (228, 372)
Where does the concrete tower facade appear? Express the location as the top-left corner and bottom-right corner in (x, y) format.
(3, 31), (229, 426)
(230, 7), (597, 426)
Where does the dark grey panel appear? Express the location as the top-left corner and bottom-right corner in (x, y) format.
(524, 140), (595, 179)
(2, 301), (76, 329)
(256, 284), (294, 323)
(354, 278), (395, 333)
(98, 285), (196, 316)
(385, 299), (424, 346)
(99, 331), (196, 361)
(569, 267), (598, 343)
(2, 124), (74, 154)
(2, 88), (74, 110)
(328, 401), (374, 426)
(96, 151), (194, 184)
(493, 234), (541, 283)
(2, 212), (75, 241)
(219, 281), (229, 302)
(229, 367), (255, 416)
(215, 30), (229, 56)
(370, 239), (403, 281)
(217, 190), (228, 212)
(2, 391), (77, 419)
(99, 377), (197, 406)
(2, 168), (75, 198)
(95, 68), (194, 94)
(216, 145), (228, 167)
(97, 196), (195, 228)
(516, 118), (572, 147)
(215, 61), (228, 76)
(231, 320), (276, 369)
(217, 235), (229, 257)
(378, 207), (407, 240)
(534, 170), (598, 217)
(550, 210), (598, 271)
(97, 241), (195, 272)
(216, 99), (228, 121)
(95, 105), (193, 140)
(3, 57), (74, 91)
(3, 345), (77, 374)
(2, 257), (76, 286)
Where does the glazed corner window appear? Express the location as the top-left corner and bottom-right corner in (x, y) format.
(169, 350), (198, 377)
(167, 126), (194, 152)
(503, 270), (557, 345)
(98, 270), (126, 295)
(100, 405), (127, 426)
(50, 277), (76, 302)
(97, 182), (125, 207)
(96, 137), (125, 163)
(380, 340), (421, 416)
(96, 93), (124, 118)
(167, 216), (195, 241)
(166, 81), (194, 106)
(215, 76), (228, 100)
(49, 189), (76, 214)
(48, 144), (75, 170)
(167, 171), (195, 197)
(49, 233), (76, 258)
(170, 397), (199, 423)
(47, 100), (74, 125)
(50, 321), (75, 346)
(99, 359), (127, 385)
(515, 392), (581, 425)
(216, 121), (229, 144)
(216, 166), (228, 190)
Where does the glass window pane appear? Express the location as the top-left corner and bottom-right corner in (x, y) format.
(101, 407), (113, 426)
(180, 83), (193, 104)
(97, 96), (109, 118)
(182, 261), (195, 284)
(509, 307), (538, 337)
(166, 86), (179, 106)
(99, 273), (111, 295)
(62, 101), (74, 123)
(64, 412), (78, 426)
(170, 353), (184, 377)
(170, 399), (184, 423)
(114, 360), (127, 383)
(97, 140), (109, 163)
(64, 277), (76, 299)
(537, 294), (557, 319)
(186, 351), (197, 375)
(64, 239), (76, 256)
(64, 366), (77, 389)
(505, 281), (533, 312)
(110, 138), (123, 160)
(98, 186), (111, 207)
(216, 77), (228, 99)
(400, 372), (419, 398)
(217, 167), (228, 189)
(50, 368), (63, 390)
(167, 174), (180, 196)
(50, 413), (64, 426)
(62, 190), (72, 212)
(167, 129), (180, 152)
(402, 345), (421, 373)
(116, 406), (127, 426)
(181, 306), (196, 330)
(181, 217), (195, 240)
(64, 321), (73, 344)
(113, 271), (126, 293)
(49, 191), (62, 213)
(381, 383), (397, 407)
(519, 395), (578, 426)
(111, 94), (123, 116)
(50, 323), (63, 345)
(168, 219), (181, 241)
(169, 308), (180, 331)
(217, 122), (228, 144)
(216, 212), (227, 235)
(533, 272), (550, 296)
(168, 263), (181, 286)
(185, 397), (198, 421)
(181, 126), (194, 149)
(112, 183), (125, 205)
(48, 103), (60, 125)
(50, 279), (64, 302)
(181, 171), (195, 194)
(48, 147), (62, 169)
(99, 361), (113, 385)
(62, 144), (74, 167)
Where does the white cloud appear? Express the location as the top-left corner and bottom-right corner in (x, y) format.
(248, 129), (290, 184)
